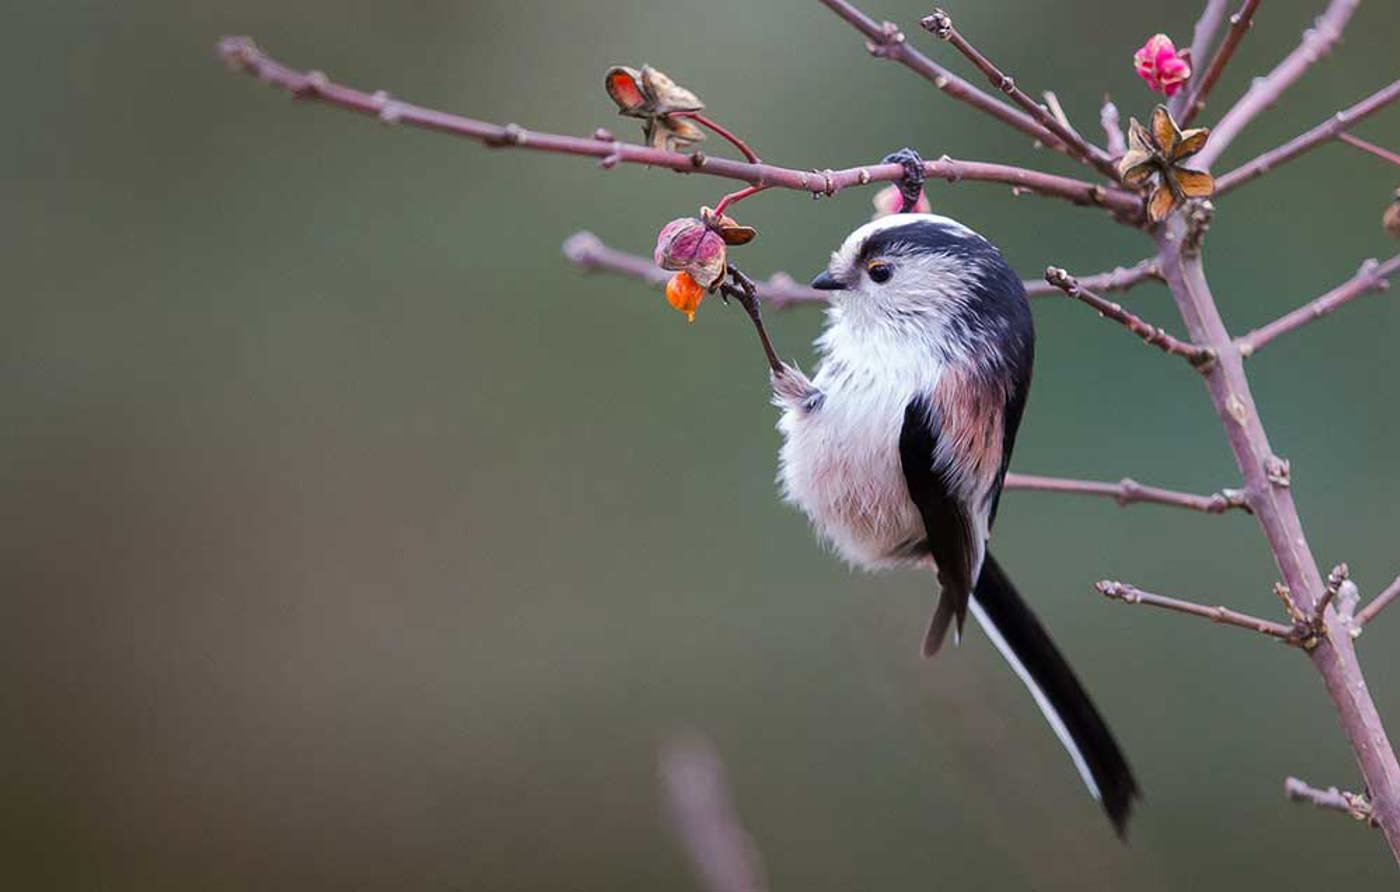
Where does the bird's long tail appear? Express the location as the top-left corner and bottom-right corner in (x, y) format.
(968, 553), (1140, 835)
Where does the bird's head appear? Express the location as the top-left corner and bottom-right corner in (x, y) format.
(811, 213), (1025, 336)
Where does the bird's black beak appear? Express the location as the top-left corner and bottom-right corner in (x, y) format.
(810, 271), (847, 291)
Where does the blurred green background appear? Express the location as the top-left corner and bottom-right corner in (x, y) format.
(4, 1), (1398, 888)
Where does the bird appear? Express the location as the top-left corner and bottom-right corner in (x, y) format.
(770, 188), (1139, 833)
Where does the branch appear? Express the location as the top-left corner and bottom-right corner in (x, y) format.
(1285, 777), (1377, 826)
(1156, 214), (1400, 861)
(1236, 255), (1400, 356)
(660, 736), (768, 892)
(1095, 581), (1298, 641)
(1356, 574), (1400, 628)
(815, 1), (1071, 157)
(1336, 132), (1400, 168)
(1214, 80), (1400, 195)
(918, 10), (1118, 178)
(1021, 258), (1159, 297)
(1196, 0), (1361, 168)
(217, 37), (1141, 217)
(1044, 267), (1214, 368)
(1181, 0), (1232, 103)
(1100, 98), (1126, 157)
(1178, 0), (1262, 126)
(1005, 473), (1249, 514)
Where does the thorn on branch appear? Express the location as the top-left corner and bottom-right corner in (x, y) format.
(1285, 777), (1377, 827)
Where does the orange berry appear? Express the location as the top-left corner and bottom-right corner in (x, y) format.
(665, 271), (706, 323)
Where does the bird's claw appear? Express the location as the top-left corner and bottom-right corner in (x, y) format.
(882, 147), (926, 214)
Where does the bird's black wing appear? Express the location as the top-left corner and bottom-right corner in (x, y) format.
(899, 396), (978, 656)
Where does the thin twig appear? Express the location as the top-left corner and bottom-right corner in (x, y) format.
(660, 736), (768, 892)
(1357, 575), (1400, 628)
(1022, 258), (1159, 297)
(1285, 777), (1377, 825)
(1178, 0), (1262, 125)
(1045, 267), (1214, 368)
(1336, 132), (1400, 168)
(1005, 473), (1249, 514)
(1095, 581), (1299, 641)
(1181, 0), (1232, 110)
(1236, 255), (1400, 355)
(1100, 97), (1126, 157)
(217, 37), (1140, 216)
(676, 112), (761, 163)
(1215, 80), (1400, 195)
(1196, 0), (1362, 167)
(919, 10), (1118, 178)
(815, 1), (1070, 156)
(1041, 92), (1083, 144)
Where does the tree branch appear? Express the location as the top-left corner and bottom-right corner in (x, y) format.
(1004, 473), (1249, 514)
(1044, 267), (1214, 367)
(1100, 98), (1126, 157)
(660, 736), (768, 892)
(1178, 0), (1262, 126)
(217, 37), (1140, 217)
(1156, 214), (1400, 864)
(1214, 80), (1400, 195)
(1336, 132), (1400, 168)
(1356, 574), (1400, 629)
(1022, 258), (1159, 297)
(1236, 255), (1400, 356)
(1285, 777), (1377, 825)
(815, 1), (1075, 158)
(1180, 0), (1232, 110)
(1196, 0), (1361, 168)
(917, 9), (1118, 178)
(1095, 580), (1298, 641)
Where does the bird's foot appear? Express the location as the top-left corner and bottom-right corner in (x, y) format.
(881, 147), (927, 214)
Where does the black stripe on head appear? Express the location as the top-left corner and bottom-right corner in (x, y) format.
(857, 219), (988, 267)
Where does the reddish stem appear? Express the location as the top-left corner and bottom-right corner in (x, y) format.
(711, 185), (768, 219)
(677, 112), (761, 163)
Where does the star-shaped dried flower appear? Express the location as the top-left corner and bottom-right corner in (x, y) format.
(1118, 105), (1214, 222)
(604, 65), (706, 152)
(1133, 34), (1191, 97)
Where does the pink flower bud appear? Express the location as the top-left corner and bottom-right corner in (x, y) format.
(871, 184), (931, 219)
(1133, 34), (1191, 97)
(654, 217), (727, 288)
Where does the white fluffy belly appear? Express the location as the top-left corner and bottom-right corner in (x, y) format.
(777, 379), (926, 570)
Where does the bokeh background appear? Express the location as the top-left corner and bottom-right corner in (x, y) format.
(5, 1), (1399, 888)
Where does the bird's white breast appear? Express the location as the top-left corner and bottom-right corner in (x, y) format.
(777, 314), (944, 570)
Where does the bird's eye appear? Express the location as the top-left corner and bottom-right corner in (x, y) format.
(867, 262), (893, 284)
